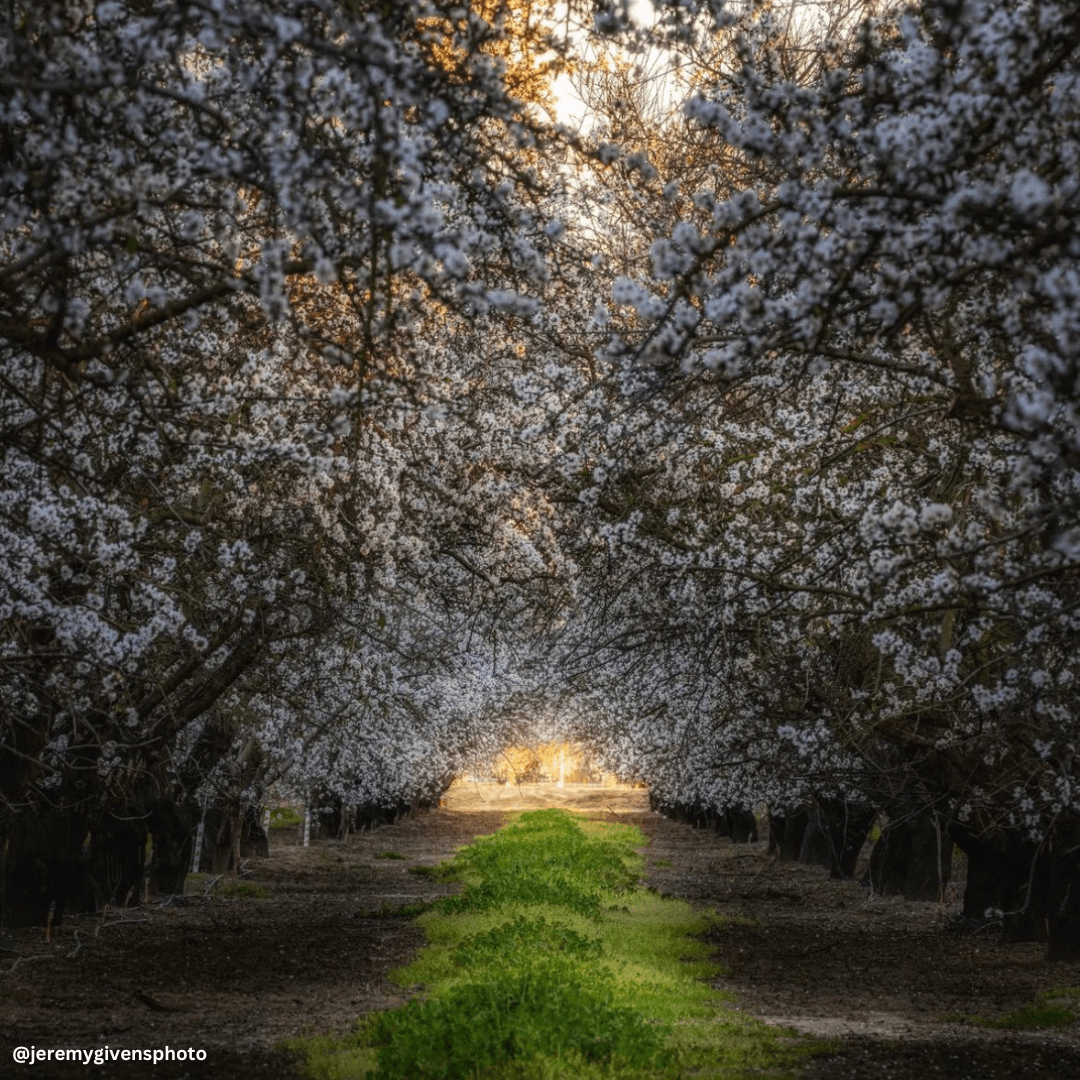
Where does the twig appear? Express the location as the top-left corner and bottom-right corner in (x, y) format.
(91, 901), (151, 931)
(786, 941), (841, 958)
(3, 953), (54, 974)
(136, 988), (182, 1012)
(203, 874), (224, 897)
(66, 931), (82, 959)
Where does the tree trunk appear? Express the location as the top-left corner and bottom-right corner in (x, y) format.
(1046, 853), (1080, 962)
(817, 798), (876, 880)
(725, 807), (758, 843)
(903, 811), (951, 901)
(769, 809), (808, 861)
(866, 828), (907, 896)
(951, 824), (1044, 940)
(798, 805), (834, 869)
(1, 808), (91, 928)
(89, 807), (148, 908)
(1000, 849), (1048, 944)
(867, 810), (951, 900)
(954, 831), (1001, 922)
(240, 805), (269, 857)
(202, 807), (241, 873)
(147, 800), (196, 896)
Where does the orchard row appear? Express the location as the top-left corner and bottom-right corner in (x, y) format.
(2, 1), (1079, 955)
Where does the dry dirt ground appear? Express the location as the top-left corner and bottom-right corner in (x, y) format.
(3, 782), (1079, 1078)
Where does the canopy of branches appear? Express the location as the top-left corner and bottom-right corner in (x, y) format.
(2, 0), (1078, 902)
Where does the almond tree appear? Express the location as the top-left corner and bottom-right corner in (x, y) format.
(0, 0), (575, 922)
(562, 0), (1080, 956)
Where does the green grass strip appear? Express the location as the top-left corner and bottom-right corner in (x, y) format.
(286, 808), (814, 1079)
(947, 986), (1080, 1029)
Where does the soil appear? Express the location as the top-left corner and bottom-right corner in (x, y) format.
(2, 782), (1079, 1078)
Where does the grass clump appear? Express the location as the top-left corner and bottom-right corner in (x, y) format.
(269, 806), (303, 830)
(217, 880), (268, 899)
(951, 987), (1080, 1029)
(375, 851), (407, 860)
(453, 914), (602, 970)
(367, 970), (668, 1079)
(289, 808), (814, 1079)
(436, 808), (641, 917)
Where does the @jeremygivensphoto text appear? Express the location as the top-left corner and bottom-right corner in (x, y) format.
(13, 1045), (207, 1066)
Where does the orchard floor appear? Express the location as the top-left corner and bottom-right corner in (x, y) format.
(3, 781), (1080, 1078)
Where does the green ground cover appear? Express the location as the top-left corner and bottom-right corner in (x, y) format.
(217, 880), (269, 899)
(287, 808), (812, 1079)
(269, 806), (305, 830)
(949, 987), (1080, 1029)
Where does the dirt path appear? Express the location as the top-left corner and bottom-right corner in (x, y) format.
(626, 799), (1080, 1079)
(2, 783), (1079, 1077)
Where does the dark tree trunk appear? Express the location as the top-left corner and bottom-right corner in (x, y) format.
(866, 828), (907, 895)
(312, 793), (345, 840)
(951, 824), (1044, 941)
(766, 812), (782, 856)
(798, 805), (834, 869)
(769, 809), (808, 861)
(240, 805), (269, 857)
(866, 810), (951, 900)
(725, 807), (758, 843)
(648, 798), (756, 842)
(1046, 849), (1080, 962)
(954, 820), (1080, 958)
(1000, 853), (1048, 944)
(954, 831), (1002, 923)
(1, 808), (91, 928)
(197, 803), (268, 867)
(89, 807), (148, 908)
(355, 803), (392, 830)
(198, 807), (240, 873)
(147, 800), (196, 896)
(904, 811), (951, 900)
(818, 798), (876, 880)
